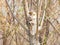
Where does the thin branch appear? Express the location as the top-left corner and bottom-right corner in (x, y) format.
(17, 30), (30, 42)
(9, 33), (15, 45)
(5, 0), (30, 35)
(32, 1), (37, 7)
(0, 29), (14, 40)
(47, 19), (60, 35)
(23, 0), (29, 27)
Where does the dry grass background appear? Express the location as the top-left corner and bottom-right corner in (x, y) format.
(0, 0), (60, 45)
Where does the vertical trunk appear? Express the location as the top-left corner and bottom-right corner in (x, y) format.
(12, 0), (15, 24)
(46, 20), (49, 37)
(36, 0), (39, 36)
(44, 20), (49, 45)
(43, 0), (49, 44)
(23, 0), (33, 45)
(3, 38), (7, 45)
(29, 0), (33, 11)
(0, 31), (3, 45)
(3, 31), (7, 45)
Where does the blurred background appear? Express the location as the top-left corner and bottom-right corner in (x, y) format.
(0, 0), (60, 45)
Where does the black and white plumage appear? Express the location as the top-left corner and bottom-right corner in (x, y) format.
(27, 11), (37, 35)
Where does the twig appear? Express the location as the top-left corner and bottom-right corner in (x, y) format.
(5, 0), (30, 35)
(17, 30), (30, 42)
(47, 19), (60, 35)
